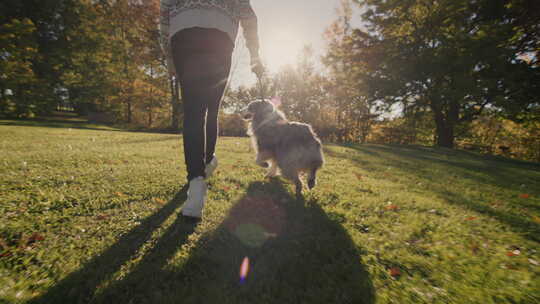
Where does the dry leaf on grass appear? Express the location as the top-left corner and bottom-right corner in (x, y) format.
(506, 250), (520, 257)
(385, 204), (399, 211)
(152, 197), (165, 205)
(389, 267), (401, 277)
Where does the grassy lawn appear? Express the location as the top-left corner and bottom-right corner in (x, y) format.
(1, 120), (539, 303)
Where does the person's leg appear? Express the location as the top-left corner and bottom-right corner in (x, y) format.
(179, 53), (230, 178)
(205, 53), (231, 165)
(172, 43), (207, 181)
(173, 48), (210, 218)
(171, 45), (209, 218)
(180, 78), (207, 181)
(172, 29), (233, 182)
(171, 28), (233, 218)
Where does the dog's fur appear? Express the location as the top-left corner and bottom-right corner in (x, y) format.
(243, 100), (324, 196)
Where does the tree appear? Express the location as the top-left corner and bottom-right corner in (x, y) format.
(349, 0), (539, 147)
(0, 18), (40, 116)
(223, 85), (256, 114)
(267, 46), (333, 139)
(323, 0), (380, 143)
(0, 0), (84, 116)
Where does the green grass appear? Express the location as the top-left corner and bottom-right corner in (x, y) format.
(1, 120), (539, 304)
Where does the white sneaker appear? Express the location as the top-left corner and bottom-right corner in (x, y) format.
(181, 176), (207, 218)
(204, 156), (218, 179)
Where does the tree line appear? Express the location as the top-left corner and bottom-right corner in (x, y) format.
(1, 0), (173, 127)
(1, 0), (538, 160)
(224, 0), (539, 161)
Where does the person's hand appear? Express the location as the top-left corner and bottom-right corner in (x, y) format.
(251, 56), (265, 79)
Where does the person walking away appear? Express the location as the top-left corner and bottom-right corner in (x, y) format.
(160, 0), (264, 218)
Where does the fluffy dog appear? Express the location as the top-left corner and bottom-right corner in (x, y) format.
(242, 99), (324, 196)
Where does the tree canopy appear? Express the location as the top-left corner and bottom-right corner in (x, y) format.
(341, 0), (540, 147)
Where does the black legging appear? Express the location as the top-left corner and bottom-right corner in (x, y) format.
(171, 28), (233, 181)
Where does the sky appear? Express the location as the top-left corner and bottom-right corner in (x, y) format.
(229, 0), (364, 88)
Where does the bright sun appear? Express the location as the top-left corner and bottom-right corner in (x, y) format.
(260, 30), (303, 72)
(230, 28), (307, 88)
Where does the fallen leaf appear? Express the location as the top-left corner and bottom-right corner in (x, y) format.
(223, 186), (231, 192)
(152, 197), (165, 205)
(389, 267), (401, 277)
(0, 251), (12, 258)
(532, 216), (540, 224)
(96, 215), (108, 220)
(506, 250), (520, 257)
(115, 192), (124, 197)
(29, 233), (44, 242)
(465, 216), (477, 221)
(519, 194), (530, 199)
(528, 258), (539, 266)
(385, 205), (399, 211)
(354, 173), (363, 181)
(27, 233), (45, 246)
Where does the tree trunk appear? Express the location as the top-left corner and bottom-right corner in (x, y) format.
(0, 86), (6, 114)
(409, 108), (418, 144)
(431, 98), (458, 148)
(120, 16), (132, 124)
(126, 99), (132, 123)
(435, 119), (455, 148)
(171, 78), (181, 130)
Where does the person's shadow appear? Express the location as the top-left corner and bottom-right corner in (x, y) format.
(32, 180), (375, 304)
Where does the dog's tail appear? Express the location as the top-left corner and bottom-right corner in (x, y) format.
(307, 160), (322, 190)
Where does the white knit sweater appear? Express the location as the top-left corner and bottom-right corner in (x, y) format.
(159, 0), (259, 74)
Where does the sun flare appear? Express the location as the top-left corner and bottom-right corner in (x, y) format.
(260, 30), (303, 72)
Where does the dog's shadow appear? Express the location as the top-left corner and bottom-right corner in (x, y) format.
(31, 181), (375, 304)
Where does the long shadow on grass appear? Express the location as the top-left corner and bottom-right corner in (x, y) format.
(333, 144), (540, 194)
(326, 144), (540, 242)
(0, 119), (119, 132)
(0, 120), (180, 135)
(369, 145), (539, 191)
(92, 179), (375, 304)
(28, 186), (191, 304)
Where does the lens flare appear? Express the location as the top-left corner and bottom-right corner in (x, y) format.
(234, 223), (267, 248)
(239, 256), (250, 283)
